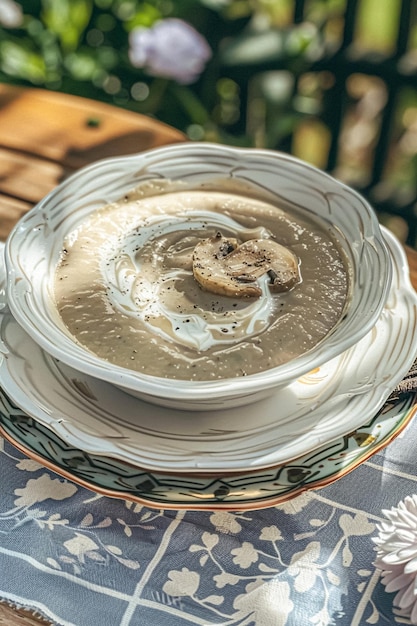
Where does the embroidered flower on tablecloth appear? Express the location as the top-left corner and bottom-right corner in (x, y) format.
(373, 494), (417, 624)
(14, 473), (77, 507)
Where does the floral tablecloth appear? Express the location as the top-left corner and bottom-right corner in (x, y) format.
(2, 403), (417, 626)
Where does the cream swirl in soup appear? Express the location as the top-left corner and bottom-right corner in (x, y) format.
(54, 186), (350, 380)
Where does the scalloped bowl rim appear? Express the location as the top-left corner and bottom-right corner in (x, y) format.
(4, 143), (392, 405)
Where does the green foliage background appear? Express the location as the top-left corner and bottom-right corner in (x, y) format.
(0, 0), (349, 146)
(1, 0), (417, 243)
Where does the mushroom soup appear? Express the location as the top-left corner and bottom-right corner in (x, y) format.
(54, 185), (350, 380)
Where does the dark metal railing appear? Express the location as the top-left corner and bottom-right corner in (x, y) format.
(222, 0), (417, 246)
(302, 0), (417, 245)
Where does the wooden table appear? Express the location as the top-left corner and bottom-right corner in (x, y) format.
(0, 84), (185, 626)
(0, 84), (185, 241)
(0, 84), (416, 626)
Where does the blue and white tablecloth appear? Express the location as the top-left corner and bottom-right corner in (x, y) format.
(2, 408), (417, 626)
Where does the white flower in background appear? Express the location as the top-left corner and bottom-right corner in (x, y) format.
(0, 0), (23, 28)
(129, 18), (212, 85)
(373, 494), (417, 624)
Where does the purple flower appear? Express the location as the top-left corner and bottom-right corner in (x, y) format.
(0, 0), (23, 28)
(129, 18), (212, 85)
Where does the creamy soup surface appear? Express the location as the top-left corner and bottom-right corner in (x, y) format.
(54, 184), (350, 380)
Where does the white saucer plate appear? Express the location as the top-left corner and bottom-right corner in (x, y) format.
(0, 227), (416, 473)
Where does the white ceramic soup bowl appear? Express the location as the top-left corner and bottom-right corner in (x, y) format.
(4, 143), (391, 411)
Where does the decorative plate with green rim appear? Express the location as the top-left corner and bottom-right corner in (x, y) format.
(0, 389), (416, 510)
(0, 228), (416, 474)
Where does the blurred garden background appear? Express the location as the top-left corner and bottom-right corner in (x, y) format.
(0, 0), (416, 244)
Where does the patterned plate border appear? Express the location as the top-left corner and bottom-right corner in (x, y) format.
(1, 389), (416, 511)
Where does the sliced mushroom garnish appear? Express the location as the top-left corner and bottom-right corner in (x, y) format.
(192, 232), (301, 298)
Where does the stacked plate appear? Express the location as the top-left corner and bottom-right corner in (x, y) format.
(1, 224), (417, 511)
